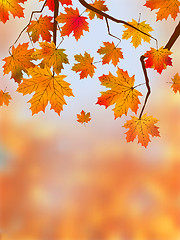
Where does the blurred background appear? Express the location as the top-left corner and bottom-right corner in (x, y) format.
(0, 0), (180, 239)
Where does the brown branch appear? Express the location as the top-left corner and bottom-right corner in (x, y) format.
(78, 0), (158, 45)
(53, 0), (59, 46)
(139, 21), (180, 118)
(139, 56), (151, 119)
(165, 21), (180, 50)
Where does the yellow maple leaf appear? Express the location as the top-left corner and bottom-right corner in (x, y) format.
(77, 110), (91, 124)
(32, 41), (69, 74)
(144, 0), (180, 21)
(86, 0), (108, 20)
(171, 73), (180, 93)
(97, 41), (123, 66)
(123, 114), (160, 148)
(72, 52), (96, 79)
(27, 15), (53, 43)
(97, 67), (142, 119)
(3, 43), (35, 83)
(17, 66), (74, 115)
(0, 90), (12, 106)
(122, 19), (153, 48)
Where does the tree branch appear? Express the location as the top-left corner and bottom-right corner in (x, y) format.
(165, 21), (180, 50)
(139, 56), (151, 119)
(78, 0), (158, 45)
(139, 21), (180, 118)
(53, 0), (59, 46)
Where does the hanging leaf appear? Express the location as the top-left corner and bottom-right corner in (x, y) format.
(0, 90), (12, 106)
(56, 7), (89, 40)
(86, 0), (108, 20)
(17, 66), (74, 115)
(97, 67), (142, 119)
(3, 43), (35, 83)
(122, 19), (153, 48)
(144, 46), (172, 74)
(123, 114), (160, 148)
(144, 0), (180, 21)
(72, 52), (96, 79)
(27, 15), (53, 43)
(0, 0), (26, 23)
(171, 73), (180, 93)
(97, 42), (123, 66)
(32, 41), (69, 74)
(77, 110), (91, 124)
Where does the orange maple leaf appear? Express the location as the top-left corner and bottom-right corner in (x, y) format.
(72, 52), (96, 79)
(97, 42), (123, 66)
(122, 19), (153, 48)
(123, 114), (160, 148)
(144, 47), (172, 74)
(39, 0), (72, 12)
(86, 0), (108, 20)
(3, 43), (35, 83)
(56, 7), (89, 40)
(17, 66), (74, 115)
(171, 73), (180, 93)
(27, 15), (53, 43)
(144, 0), (180, 21)
(0, 90), (12, 106)
(0, 0), (26, 23)
(77, 110), (91, 124)
(97, 67), (142, 119)
(32, 41), (69, 74)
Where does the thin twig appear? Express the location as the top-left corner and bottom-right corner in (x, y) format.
(105, 18), (121, 42)
(9, 0), (47, 55)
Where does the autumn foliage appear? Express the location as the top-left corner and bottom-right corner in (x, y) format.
(0, 0), (180, 148)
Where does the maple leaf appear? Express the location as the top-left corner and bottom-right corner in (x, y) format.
(123, 114), (160, 148)
(144, 0), (180, 21)
(97, 67), (142, 119)
(72, 52), (96, 79)
(97, 42), (123, 66)
(40, 0), (72, 12)
(86, 0), (108, 20)
(3, 43), (35, 83)
(32, 41), (69, 74)
(56, 7), (89, 40)
(0, 90), (12, 106)
(122, 19), (153, 48)
(77, 110), (91, 124)
(17, 66), (74, 115)
(144, 46), (172, 74)
(27, 15), (53, 43)
(0, 0), (26, 23)
(171, 73), (180, 93)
